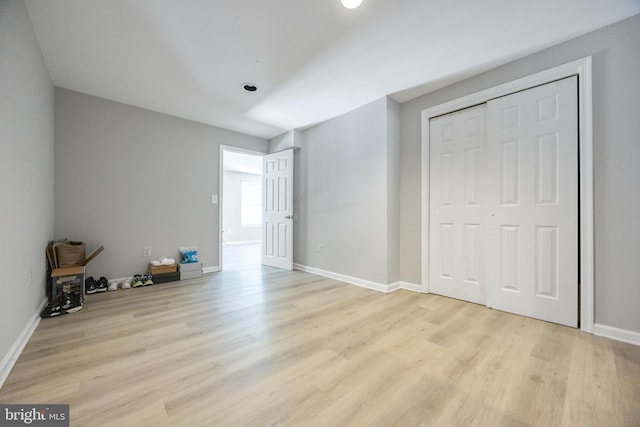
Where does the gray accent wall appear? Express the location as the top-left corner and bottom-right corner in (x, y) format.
(54, 89), (268, 279)
(0, 0), (54, 363)
(399, 14), (640, 332)
(295, 97), (400, 285)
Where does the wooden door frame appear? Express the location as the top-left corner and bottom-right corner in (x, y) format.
(420, 56), (594, 332)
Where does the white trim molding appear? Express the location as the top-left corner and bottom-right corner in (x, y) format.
(421, 56), (594, 333)
(593, 324), (640, 347)
(293, 264), (395, 293)
(203, 266), (221, 274)
(0, 298), (47, 390)
(392, 281), (424, 293)
(292, 264), (423, 294)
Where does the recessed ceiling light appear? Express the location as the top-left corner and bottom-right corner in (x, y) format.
(243, 83), (258, 92)
(341, 0), (363, 9)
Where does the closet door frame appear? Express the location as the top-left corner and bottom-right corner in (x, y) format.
(420, 56), (594, 332)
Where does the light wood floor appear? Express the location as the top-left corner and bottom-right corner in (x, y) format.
(1, 262), (639, 426)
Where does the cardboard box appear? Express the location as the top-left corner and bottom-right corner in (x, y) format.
(178, 262), (202, 273)
(179, 262), (202, 280)
(43, 245), (103, 317)
(51, 267), (84, 295)
(43, 267), (84, 317)
(152, 271), (180, 284)
(180, 270), (203, 280)
(50, 245), (104, 298)
(149, 263), (177, 275)
(49, 245), (104, 277)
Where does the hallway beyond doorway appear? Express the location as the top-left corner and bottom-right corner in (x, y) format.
(223, 242), (260, 270)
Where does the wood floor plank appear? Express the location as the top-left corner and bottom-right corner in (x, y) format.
(1, 263), (639, 426)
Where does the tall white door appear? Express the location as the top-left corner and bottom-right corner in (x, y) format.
(262, 149), (294, 270)
(429, 105), (487, 304)
(485, 76), (578, 327)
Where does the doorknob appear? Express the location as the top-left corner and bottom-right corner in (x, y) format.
(285, 215), (292, 219)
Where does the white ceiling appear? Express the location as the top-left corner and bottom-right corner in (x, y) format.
(24, 0), (640, 140)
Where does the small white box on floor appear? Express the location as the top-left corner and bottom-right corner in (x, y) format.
(179, 262), (202, 280)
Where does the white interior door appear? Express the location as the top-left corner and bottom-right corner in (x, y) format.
(485, 76), (578, 327)
(262, 149), (294, 270)
(429, 105), (487, 304)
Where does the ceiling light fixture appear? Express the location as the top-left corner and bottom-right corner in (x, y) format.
(341, 0), (363, 9)
(242, 83), (258, 92)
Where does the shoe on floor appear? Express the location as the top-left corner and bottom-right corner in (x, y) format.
(65, 304), (83, 314)
(121, 278), (132, 289)
(108, 279), (119, 291)
(85, 277), (97, 294)
(143, 273), (153, 286)
(61, 294), (73, 310)
(41, 293), (67, 318)
(132, 274), (144, 288)
(61, 292), (83, 313)
(96, 277), (108, 292)
(41, 301), (62, 318)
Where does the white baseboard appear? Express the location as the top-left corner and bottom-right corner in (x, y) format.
(293, 263), (395, 293)
(593, 323), (640, 347)
(392, 281), (424, 293)
(386, 282), (401, 292)
(0, 297), (47, 390)
(292, 264), (426, 295)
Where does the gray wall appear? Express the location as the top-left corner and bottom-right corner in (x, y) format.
(295, 97), (398, 285)
(386, 98), (401, 284)
(0, 0), (54, 363)
(54, 89), (268, 278)
(269, 130), (301, 153)
(399, 14), (640, 332)
(222, 171), (261, 244)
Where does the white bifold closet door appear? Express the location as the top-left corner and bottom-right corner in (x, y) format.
(429, 105), (487, 305)
(485, 77), (578, 327)
(429, 76), (578, 327)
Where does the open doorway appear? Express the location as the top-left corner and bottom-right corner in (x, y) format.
(220, 147), (263, 270)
